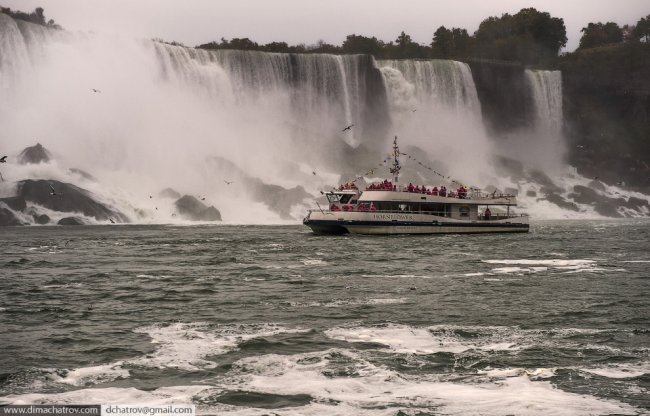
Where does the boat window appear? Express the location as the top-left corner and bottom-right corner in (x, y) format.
(339, 194), (353, 204)
(326, 194), (341, 203)
(459, 206), (470, 217)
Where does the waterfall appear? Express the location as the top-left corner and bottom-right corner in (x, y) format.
(376, 59), (489, 186)
(150, 44), (389, 148)
(525, 69), (563, 137)
(378, 59), (481, 120)
(0, 14), (393, 222)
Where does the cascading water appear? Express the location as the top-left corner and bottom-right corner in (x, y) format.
(379, 60), (481, 119)
(525, 69), (563, 137)
(0, 14), (391, 223)
(377, 59), (491, 186)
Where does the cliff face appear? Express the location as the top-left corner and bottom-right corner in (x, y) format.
(559, 43), (650, 191)
(467, 59), (533, 134)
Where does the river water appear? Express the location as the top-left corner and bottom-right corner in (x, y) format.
(1, 220), (649, 415)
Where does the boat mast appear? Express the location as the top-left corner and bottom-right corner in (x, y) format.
(390, 136), (401, 184)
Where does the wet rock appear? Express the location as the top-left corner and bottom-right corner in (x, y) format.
(569, 185), (625, 217)
(18, 143), (51, 164)
(587, 179), (606, 191)
(494, 156), (525, 179)
(57, 217), (85, 225)
(17, 180), (129, 222)
(174, 195), (221, 221)
(33, 214), (50, 224)
(25, 206), (51, 224)
(208, 157), (310, 219)
(0, 207), (22, 226)
(623, 197), (650, 212)
(529, 170), (563, 194)
(0, 196), (26, 212)
(159, 188), (181, 199)
(543, 193), (580, 212)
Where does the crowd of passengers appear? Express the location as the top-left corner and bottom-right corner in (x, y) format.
(365, 180), (469, 198)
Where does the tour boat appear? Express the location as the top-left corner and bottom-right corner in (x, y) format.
(303, 138), (529, 235)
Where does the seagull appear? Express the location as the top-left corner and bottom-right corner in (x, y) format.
(342, 124), (354, 132)
(0, 156), (6, 163)
(312, 171), (317, 176)
(412, 109), (417, 112)
(109, 218), (115, 224)
(224, 180), (233, 185)
(200, 197), (205, 201)
(91, 89), (101, 93)
(49, 184), (59, 196)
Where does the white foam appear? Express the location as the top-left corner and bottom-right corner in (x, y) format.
(57, 362), (129, 386)
(36, 323), (306, 391)
(491, 266), (547, 275)
(581, 362), (650, 379)
(211, 349), (638, 415)
(0, 385), (211, 406)
(325, 324), (518, 354)
(302, 259), (326, 266)
(480, 367), (557, 380)
(483, 259), (594, 266)
(129, 322), (305, 370)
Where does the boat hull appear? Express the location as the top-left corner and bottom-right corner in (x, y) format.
(303, 215), (529, 235)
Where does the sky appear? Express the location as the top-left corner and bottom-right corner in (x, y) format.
(1, 0), (648, 51)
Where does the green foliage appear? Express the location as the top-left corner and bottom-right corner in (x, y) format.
(341, 34), (385, 57)
(473, 8), (566, 65)
(0, 6), (61, 29)
(633, 15), (650, 42)
(431, 26), (472, 58)
(578, 22), (623, 49)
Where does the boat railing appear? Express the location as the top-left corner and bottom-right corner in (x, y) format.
(362, 186), (515, 200)
(313, 208), (526, 220)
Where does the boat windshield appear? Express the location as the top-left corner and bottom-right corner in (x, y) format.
(339, 194), (354, 204)
(326, 194), (341, 203)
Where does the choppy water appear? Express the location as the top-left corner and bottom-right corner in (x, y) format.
(1, 220), (649, 415)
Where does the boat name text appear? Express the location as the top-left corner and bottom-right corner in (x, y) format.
(372, 213), (415, 221)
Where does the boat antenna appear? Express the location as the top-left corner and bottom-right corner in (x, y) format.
(389, 136), (401, 184)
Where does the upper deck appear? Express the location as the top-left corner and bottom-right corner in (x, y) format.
(357, 189), (517, 206)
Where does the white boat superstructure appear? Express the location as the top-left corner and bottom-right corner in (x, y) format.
(303, 137), (529, 235)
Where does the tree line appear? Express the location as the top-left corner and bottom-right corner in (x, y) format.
(2, 6), (648, 66)
(0, 6), (61, 29)
(197, 8), (649, 66)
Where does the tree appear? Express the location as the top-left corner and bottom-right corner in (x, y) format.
(341, 34), (384, 57)
(431, 26), (471, 58)
(578, 22), (624, 49)
(632, 15), (650, 43)
(392, 31), (426, 59)
(474, 8), (566, 64)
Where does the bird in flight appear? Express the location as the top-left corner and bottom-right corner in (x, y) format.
(342, 124), (354, 132)
(412, 109), (417, 112)
(49, 184), (59, 196)
(109, 218), (115, 224)
(200, 197), (205, 201)
(224, 180), (233, 185)
(0, 156), (6, 163)
(91, 89), (101, 93)
(312, 171), (317, 176)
